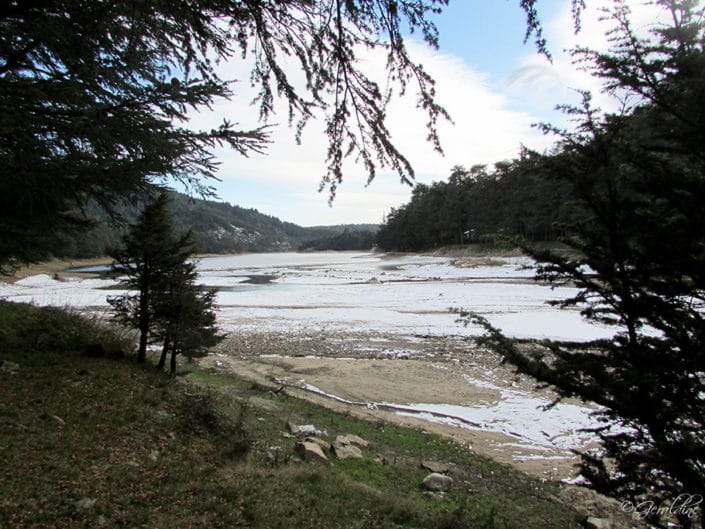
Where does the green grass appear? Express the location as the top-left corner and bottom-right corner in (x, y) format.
(0, 300), (581, 528)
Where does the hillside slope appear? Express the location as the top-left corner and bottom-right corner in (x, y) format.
(53, 191), (378, 258)
(0, 301), (583, 528)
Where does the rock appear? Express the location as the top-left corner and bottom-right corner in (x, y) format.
(297, 424), (324, 437)
(559, 486), (631, 529)
(304, 437), (332, 452)
(287, 422), (300, 434)
(421, 472), (453, 492)
(584, 517), (612, 529)
(148, 450), (159, 463)
(332, 442), (363, 460)
(75, 497), (97, 510)
(421, 460), (449, 474)
(0, 360), (20, 374)
(287, 422), (324, 437)
(336, 434), (369, 448)
(294, 441), (329, 462)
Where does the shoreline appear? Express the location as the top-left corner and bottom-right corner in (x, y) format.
(2, 257), (114, 283)
(203, 330), (599, 483)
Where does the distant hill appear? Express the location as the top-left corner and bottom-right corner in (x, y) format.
(299, 227), (377, 252)
(52, 191), (379, 258)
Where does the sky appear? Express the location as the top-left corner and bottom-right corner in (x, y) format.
(188, 0), (671, 227)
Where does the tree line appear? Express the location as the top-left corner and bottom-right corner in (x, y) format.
(299, 227), (377, 251)
(50, 191), (377, 258)
(375, 160), (573, 251)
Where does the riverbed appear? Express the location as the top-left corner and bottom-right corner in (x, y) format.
(1, 251), (617, 479)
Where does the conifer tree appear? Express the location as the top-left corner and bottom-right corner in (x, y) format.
(153, 258), (222, 375)
(108, 191), (194, 363)
(468, 2), (705, 527)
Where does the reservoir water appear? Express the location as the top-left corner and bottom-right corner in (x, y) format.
(1, 251), (612, 342)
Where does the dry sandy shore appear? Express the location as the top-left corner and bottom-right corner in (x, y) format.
(2, 257), (113, 283)
(202, 330), (599, 482)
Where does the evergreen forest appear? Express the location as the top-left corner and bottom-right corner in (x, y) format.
(375, 161), (573, 251)
(51, 191), (378, 258)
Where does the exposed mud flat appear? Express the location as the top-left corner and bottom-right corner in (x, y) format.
(205, 330), (602, 481)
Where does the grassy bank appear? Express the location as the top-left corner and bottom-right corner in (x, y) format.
(0, 301), (581, 528)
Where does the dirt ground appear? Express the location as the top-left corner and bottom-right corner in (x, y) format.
(2, 257), (113, 283)
(203, 330), (595, 482)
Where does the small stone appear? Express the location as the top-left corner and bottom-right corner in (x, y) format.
(336, 434), (369, 448)
(332, 442), (363, 460)
(75, 497), (97, 510)
(294, 441), (329, 462)
(421, 460), (449, 474)
(421, 473), (453, 492)
(148, 450), (159, 463)
(584, 517), (612, 529)
(297, 424), (324, 437)
(286, 422), (299, 434)
(287, 422), (324, 437)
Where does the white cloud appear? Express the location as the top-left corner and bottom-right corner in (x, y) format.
(506, 0), (677, 120)
(181, 1), (705, 227)
(188, 38), (560, 225)
(191, 1), (689, 226)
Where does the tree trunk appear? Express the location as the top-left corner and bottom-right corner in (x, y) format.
(169, 347), (177, 376)
(137, 289), (149, 363)
(157, 336), (170, 370)
(137, 326), (148, 363)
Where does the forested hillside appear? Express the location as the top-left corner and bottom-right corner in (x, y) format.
(299, 226), (378, 251)
(376, 161), (573, 251)
(52, 191), (378, 258)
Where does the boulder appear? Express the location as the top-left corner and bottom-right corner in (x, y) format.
(421, 472), (453, 492)
(294, 441), (329, 462)
(336, 434), (369, 448)
(304, 437), (332, 452)
(332, 442), (363, 460)
(421, 460), (449, 474)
